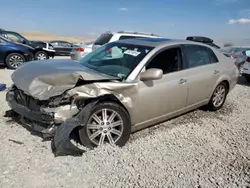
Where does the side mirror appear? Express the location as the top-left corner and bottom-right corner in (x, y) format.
(19, 38), (26, 44)
(140, 68), (163, 81)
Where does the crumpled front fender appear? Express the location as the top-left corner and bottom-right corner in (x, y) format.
(52, 100), (99, 157)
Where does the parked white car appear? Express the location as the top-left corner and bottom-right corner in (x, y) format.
(241, 50), (250, 82)
(92, 31), (162, 51)
(70, 31), (162, 62)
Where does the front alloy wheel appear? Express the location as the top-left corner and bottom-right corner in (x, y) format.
(87, 109), (124, 146)
(79, 102), (131, 148)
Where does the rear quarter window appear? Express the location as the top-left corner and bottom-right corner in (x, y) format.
(206, 48), (219, 63)
(94, 33), (113, 45)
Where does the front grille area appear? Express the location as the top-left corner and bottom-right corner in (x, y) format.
(12, 86), (47, 111)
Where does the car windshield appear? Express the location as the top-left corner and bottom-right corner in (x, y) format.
(79, 42), (153, 79)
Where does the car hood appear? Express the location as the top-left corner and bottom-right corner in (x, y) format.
(30, 40), (46, 44)
(11, 59), (119, 100)
(14, 42), (35, 50)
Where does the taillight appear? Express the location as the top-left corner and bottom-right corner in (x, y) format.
(247, 57), (250, 63)
(76, 47), (84, 52)
(231, 56), (237, 59)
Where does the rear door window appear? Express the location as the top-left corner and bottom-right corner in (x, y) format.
(184, 45), (217, 68)
(93, 33), (113, 45)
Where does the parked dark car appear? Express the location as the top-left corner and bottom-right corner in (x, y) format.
(49, 40), (80, 56)
(0, 36), (34, 69)
(0, 29), (55, 60)
(186, 36), (220, 49)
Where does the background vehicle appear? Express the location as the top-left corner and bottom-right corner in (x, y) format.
(241, 50), (250, 82)
(6, 38), (238, 153)
(186, 36), (221, 49)
(49, 40), (80, 56)
(70, 41), (94, 61)
(0, 36), (34, 69)
(92, 31), (161, 51)
(0, 29), (55, 60)
(219, 46), (250, 73)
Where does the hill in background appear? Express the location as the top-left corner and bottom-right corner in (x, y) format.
(20, 31), (94, 43)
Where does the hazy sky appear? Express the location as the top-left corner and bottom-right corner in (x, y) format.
(1, 0), (250, 42)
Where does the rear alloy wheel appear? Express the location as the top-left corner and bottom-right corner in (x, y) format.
(5, 53), (25, 69)
(78, 102), (131, 148)
(35, 51), (49, 60)
(206, 82), (228, 111)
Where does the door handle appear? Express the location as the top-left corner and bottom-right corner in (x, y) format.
(179, 78), (187, 84)
(214, 70), (220, 74)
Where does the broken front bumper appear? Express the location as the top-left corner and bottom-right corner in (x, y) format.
(6, 87), (86, 156)
(6, 88), (79, 131)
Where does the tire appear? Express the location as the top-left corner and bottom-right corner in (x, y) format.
(206, 82), (228, 111)
(78, 102), (131, 149)
(5, 53), (26, 69)
(35, 51), (49, 60)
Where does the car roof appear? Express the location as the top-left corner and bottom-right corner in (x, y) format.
(114, 37), (211, 48)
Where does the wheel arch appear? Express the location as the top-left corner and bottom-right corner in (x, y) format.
(214, 74), (231, 91)
(85, 94), (131, 119)
(220, 80), (230, 91)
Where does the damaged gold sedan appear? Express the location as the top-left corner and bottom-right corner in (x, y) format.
(5, 38), (239, 156)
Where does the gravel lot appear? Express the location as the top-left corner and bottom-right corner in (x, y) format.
(0, 58), (250, 188)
